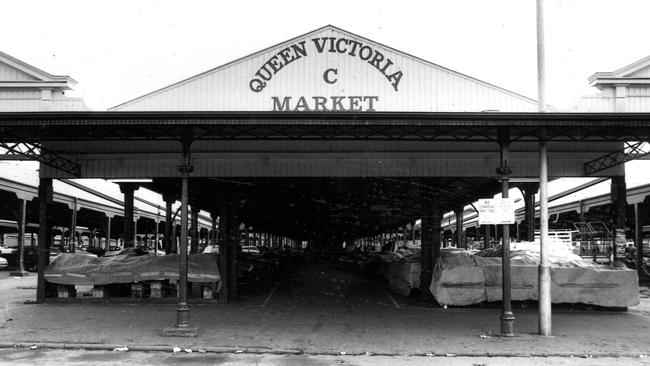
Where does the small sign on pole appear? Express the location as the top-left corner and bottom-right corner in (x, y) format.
(477, 198), (516, 225)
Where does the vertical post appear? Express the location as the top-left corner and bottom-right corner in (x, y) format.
(12, 199), (28, 276)
(484, 225), (490, 249)
(155, 211), (160, 255)
(635, 203), (644, 278)
(536, 4), (549, 336)
(119, 183), (137, 248)
(455, 208), (464, 249)
(420, 213), (433, 299)
(107, 216), (112, 250)
(411, 220), (416, 245)
(229, 203), (238, 301)
(536, 0), (546, 113)
(539, 129), (552, 336)
(164, 195), (173, 254)
(210, 213), (218, 245)
(37, 178), (52, 303)
(612, 176), (627, 262)
(70, 197), (78, 253)
(218, 203), (229, 304)
(420, 194), (440, 299)
(524, 183), (539, 242)
(190, 208), (199, 254)
(498, 128), (515, 337)
(163, 128), (197, 336)
(134, 216), (138, 248)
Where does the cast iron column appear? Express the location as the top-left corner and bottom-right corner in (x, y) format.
(164, 194), (173, 254)
(163, 129), (197, 337)
(498, 128), (515, 337)
(119, 183), (137, 248)
(218, 201), (230, 304)
(635, 203), (644, 278)
(190, 208), (199, 254)
(228, 199), (238, 301)
(106, 216), (112, 250)
(419, 192), (440, 300)
(455, 207), (464, 249)
(36, 178), (52, 303)
(70, 197), (78, 253)
(523, 183), (539, 242)
(539, 129), (552, 336)
(12, 198), (28, 276)
(612, 175), (627, 262)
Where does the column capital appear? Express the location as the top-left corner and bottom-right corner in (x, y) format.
(118, 182), (140, 194)
(177, 164), (194, 176)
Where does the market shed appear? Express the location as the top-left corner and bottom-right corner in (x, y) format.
(0, 26), (643, 337)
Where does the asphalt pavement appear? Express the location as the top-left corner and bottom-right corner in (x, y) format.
(0, 267), (649, 364)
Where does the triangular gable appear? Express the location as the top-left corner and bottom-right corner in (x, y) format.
(111, 25), (537, 112)
(589, 55), (650, 87)
(0, 50), (76, 87)
(624, 63), (650, 78)
(0, 62), (40, 82)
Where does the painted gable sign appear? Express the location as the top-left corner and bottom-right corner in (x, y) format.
(249, 36), (402, 112)
(111, 26), (536, 112)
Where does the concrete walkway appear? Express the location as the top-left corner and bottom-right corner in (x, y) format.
(1, 270), (649, 358)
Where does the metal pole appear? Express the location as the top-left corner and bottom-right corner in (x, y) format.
(107, 216), (112, 250)
(537, 0), (546, 113)
(455, 208), (464, 249)
(164, 197), (173, 254)
(15, 199), (27, 275)
(163, 128), (197, 336)
(190, 209), (199, 254)
(177, 172), (190, 325)
(498, 128), (514, 337)
(36, 178), (52, 303)
(70, 197), (78, 253)
(635, 203), (644, 278)
(155, 211), (160, 255)
(539, 131), (552, 336)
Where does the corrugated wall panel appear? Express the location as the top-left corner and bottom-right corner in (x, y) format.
(0, 63), (38, 81)
(113, 27), (537, 112)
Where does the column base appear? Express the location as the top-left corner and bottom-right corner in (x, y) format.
(500, 312), (516, 337)
(162, 325), (199, 337)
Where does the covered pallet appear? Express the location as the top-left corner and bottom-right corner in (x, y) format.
(430, 249), (639, 308)
(44, 252), (221, 286)
(378, 249), (421, 296)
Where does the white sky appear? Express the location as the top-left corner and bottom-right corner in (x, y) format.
(2, 0), (650, 111)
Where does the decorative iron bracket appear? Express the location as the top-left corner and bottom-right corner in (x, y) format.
(0, 141), (80, 177)
(584, 141), (650, 176)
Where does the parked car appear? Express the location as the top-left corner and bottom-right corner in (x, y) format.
(0, 246), (17, 255)
(0, 257), (7, 270)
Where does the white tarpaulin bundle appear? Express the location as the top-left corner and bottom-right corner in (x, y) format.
(430, 249), (639, 307)
(44, 253), (221, 286)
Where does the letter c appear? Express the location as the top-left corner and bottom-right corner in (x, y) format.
(323, 68), (338, 84)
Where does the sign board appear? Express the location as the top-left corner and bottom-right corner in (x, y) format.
(477, 198), (516, 225)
